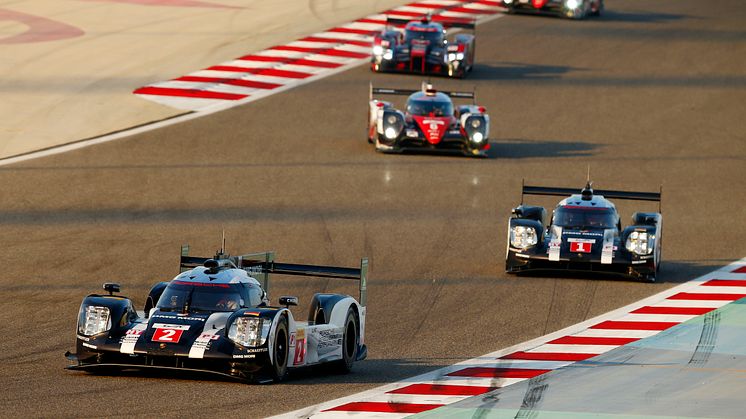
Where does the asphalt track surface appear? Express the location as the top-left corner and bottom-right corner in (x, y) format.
(0, 0), (744, 417)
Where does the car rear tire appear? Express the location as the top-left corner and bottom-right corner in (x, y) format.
(331, 308), (358, 374)
(268, 317), (289, 382)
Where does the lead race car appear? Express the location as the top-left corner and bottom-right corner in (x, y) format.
(371, 15), (476, 78)
(66, 245), (368, 383)
(501, 0), (603, 19)
(505, 181), (662, 281)
(368, 82), (490, 156)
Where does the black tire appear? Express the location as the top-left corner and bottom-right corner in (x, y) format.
(332, 308), (358, 373)
(268, 317), (289, 382)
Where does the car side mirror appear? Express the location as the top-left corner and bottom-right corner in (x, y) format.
(103, 283), (120, 295)
(279, 296), (298, 307)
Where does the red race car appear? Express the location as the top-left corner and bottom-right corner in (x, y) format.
(371, 15), (476, 78)
(367, 82), (490, 157)
(502, 0), (603, 19)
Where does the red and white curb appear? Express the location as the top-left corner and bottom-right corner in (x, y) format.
(270, 258), (746, 418)
(133, 0), (507, 111)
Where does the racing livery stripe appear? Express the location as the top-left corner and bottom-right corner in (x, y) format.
(733, 266), (746, 273)
(133, 0), (505, 110)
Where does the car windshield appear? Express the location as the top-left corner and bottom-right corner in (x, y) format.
(156, 281), (249, 313)
(407, 98), (453, 116)
(553, 206), (618, 229)
(405, 29), (443, 44)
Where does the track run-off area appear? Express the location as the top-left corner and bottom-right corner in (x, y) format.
(0, 0), (745, 417)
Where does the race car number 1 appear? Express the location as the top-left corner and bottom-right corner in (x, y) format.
(152, 328), (184, 343)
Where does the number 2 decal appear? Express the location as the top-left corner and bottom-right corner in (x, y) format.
(152, 328), (184, 343)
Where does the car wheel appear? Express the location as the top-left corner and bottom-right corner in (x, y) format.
(268, 317), (289, 381)
(332, 308), (358, 373)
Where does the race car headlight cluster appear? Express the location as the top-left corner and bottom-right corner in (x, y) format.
(78, 305), (111, 336)
(372, 45), (384, 56)
(565, 0), (581, 9)
(228, 317), (270, 347)
(380, 112), (404, 141)
(626, 231), (654, 255)
(447, 52), (465, 62)
(510, 225), (538, 249)
(464, 116), (487, 145)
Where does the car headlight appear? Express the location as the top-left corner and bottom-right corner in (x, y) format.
(470, 118), (481, 128)
(510, 225), (538, 249)
(372, 45), (384, 56)
(504, 0), (513, 4)
(78, 305), (111, 336)
(384, 127), (398, 139)
(229, 317), (271, 347)
(387, 115), (398, 124)
(383, 50), (393, 60)
(471, 131), (484, 143)
(626, 231), (653, 255)
(566, 0), (581, 9)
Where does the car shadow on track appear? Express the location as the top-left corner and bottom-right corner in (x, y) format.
(468, 62), (583, 81)
(505, 259), (730, 284)
(486, 138), (599, 159)
(283, 357), (457, 386)
(597, 10), (690, 24)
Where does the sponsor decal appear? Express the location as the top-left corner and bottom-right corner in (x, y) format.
(152, 314), (206, 322)
(294, 329), (307, 366)
(82, 342), (97, 349)
(233, 354), (256, 359)
(76, 335), (89, 341)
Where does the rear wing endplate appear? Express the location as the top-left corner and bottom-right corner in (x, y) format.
(179, 245), (369, 307)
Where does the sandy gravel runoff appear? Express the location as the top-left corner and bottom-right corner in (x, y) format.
(0, 0), (411, 159)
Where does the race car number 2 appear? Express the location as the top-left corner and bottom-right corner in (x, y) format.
(151, 323), (189, 343)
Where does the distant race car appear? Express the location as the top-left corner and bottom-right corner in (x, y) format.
(502, 0), (603, 19)
(371, 15), (476, 78)
(505, 181), (662, 281)
(368, 82), (490, 156)
(66, 245), (368, 383)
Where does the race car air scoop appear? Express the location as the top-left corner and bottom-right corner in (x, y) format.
(413, 115), (450, 144)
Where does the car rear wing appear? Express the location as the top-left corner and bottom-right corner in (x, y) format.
(370, 83), (476, 102)
(179, 245), (369, 307)
(385, 16), (476, 30)
(521, 182), (662, 211)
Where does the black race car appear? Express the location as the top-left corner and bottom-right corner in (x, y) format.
(367, 82), (490, 156)
(371, 15), (476, 78)
(505, 182), (662, 281)
(502, 0), (603, 19)
(66, 246), (368, 383)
